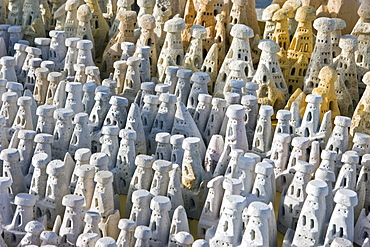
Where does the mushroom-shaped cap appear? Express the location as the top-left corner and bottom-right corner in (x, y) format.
(224, 195), (246, 211)
(7, 81), (23, 91)
(244, 152), (262, 163)
(47, 72), (63, 82)
(118, 219), (136, 230)
(95, 85), (110, 94)
(276, 109), (291, 120)
(74, 64), (86, 72)
(8, 25), (22, 33)
(295, 160), (314, 174)
(143, 94), (159, 105)
(40, 231), (59, 242)
(175, 231), (194, 245)
(32, 153), (50, 168)
(191, 72), (210, 84)
(258, 39), (280, 53)
(0, 148), (20, 162)
(65, 37), (80, 47)
(18, 129), (36, 140)
(119, 129), (137, 140)
(291, 137), (310, 148)
(49, 30), (66, 39)
(295, 6), (316, 22)
(245, 81), (259, 91)
(14, 193), (36, 206)
(34, 133), (53, 144)
(229, 60), (246, 71)
(141, 81), (155, 91)
(226, 105), (245, 119)
(334, 116), (351, 127)
(170, 134), (184, 145)
(273, 133), (291, 143)
(77, 39), (93, 50)
(90, 152), (109, 167)
(198, 94), (212, 103)
(241, 95), (258, 105)
(116, 10), (137, 23)
(46, 160), (65, 176)
(150, 195), (171, 211)
(223, 178), (243, 193)
(193, 239), (210, 247)
(182, 137), (200, 151)
(155, 132), (171, 143)
(14, 43), (27, 51)
(259, 105), (274, 116)
(101, 125), (120, 136)
(25, 46), (42, 55)
(152, 159), (172, 172)
(139, 14), (156, 29)
(272, 6), (294, 21)
(83, 82), (96, 93)
(230, 24), (254, 39)
(94, 170), (113, 184)
(306, 179), (328, 197)
(339, 34), (358, 52)
(190, 25), (207, 39)
(110, 96), (129, 107)
(255, 161), (274, 175)
(341, 151), (359, 164)
(65, 82), (82, 93)
(315, 167), (336, 182)
(135, 154), (155, 168)
(333, 18), (347, 30)
(0, 56), (15, 66)
(113, 60), (126, 70)
(132, 189), (152, 204)
(84, 211), (101, 224)
(95, 237), (117, 247)
(121, 42), (135, 52)
(362, 154), (370, 168)
(230, 79), (244, 89)
(2, 91), (17, 102)
(236, 156), (256, 170)
(305, 94), (322, 104)
(224, 92), (240, 104)
(40, 61), (55, 70)
(62, 194), (85, 208)
(247, 201), (271, 219)
(313, 17), (335, 32)
(334, 188), (358, 207)
(25, 221), (44, 234)
(17, 96), (32, 106)
(207, 176), (224, 188)
(211, 97), (227, 107)
(28, 58), (42, 67)
(177, 69), (193, 78)
(76, 165), (95, 178)
(164, 17), (186, 32)
(0, 177), (12, 189)
(353, 132), (370, 145)
(321, 150), (337, 160)
(94, 92), (110, 101)
(136, 45), (151, 54)
(262, 4), (280, 21)
(35, 67), (49, 77)
(166, 66), (179, 75)
(85, 66), (100, 75)
(54, 108), (74, 120)
(230, 149), (244, 159)
(75, 148), (92, 161)
(159, 93), (177, 103)
(0, 24), (10, 31)
(155, 83), (170, 94)
(134, 226), (152, 240)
